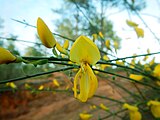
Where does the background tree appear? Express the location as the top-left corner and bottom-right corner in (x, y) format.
(52, 0), (146, 51)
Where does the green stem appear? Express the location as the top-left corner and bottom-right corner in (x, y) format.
(132, 83), (147, 100)
(99, 51), (160, 63)
(11, 18), (75, 42)
(98, 61), (156, 80)
(110, 80), (142, 101)
(0, 66), (74, 84)
(94, 94), (124, 104)
(22, 56), (70, 61)
(100, 109), (126, 120)
(93, 68), (160, 90)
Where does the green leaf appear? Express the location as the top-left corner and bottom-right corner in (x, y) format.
(126, 20), (138, 27)
(134, 27), (144, 38)
(30, 59), (48, 67)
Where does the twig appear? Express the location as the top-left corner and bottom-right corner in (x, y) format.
(0, 66), (74, 84)
(93, 68), (160, 90)
(11, 18), (75, 42)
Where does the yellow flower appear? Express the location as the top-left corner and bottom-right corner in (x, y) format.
(147, 100), (160, 118)
(144, 64), (151, 71)
(126, 20), (138, 27)
(56, 42), (68, 55)
(79, 113), (92, 120)
(156, 81), (160, 86)
(149, 57), (155, 66)
(90, 105), (97, 109)
(99, 31), (104, 38)
(100, 103), (109, 111)
(105, 40), (110, 50)
(103, 55), (109, 61)
(63, 40), (69, 49)
(153, 64), (160, 77)
(37, 17), (56, 48)
(129, 74), (144, 81)
(6, 82), (17, 89)
(123, 103), (142, 120)
(143, 56), (148, 61)
(0, 47), (16, 64)
(101, 56), (110, 70)
(53, 79), (60, 87)
(134, 27), (144, 38)
(130, 59), (136, 68)
(70, 36), (100, 102)
(38, 85), (44, 90)
(116, 60), (124, 66)
(114, 41), (119, 50)
(25, 83), (31, 89)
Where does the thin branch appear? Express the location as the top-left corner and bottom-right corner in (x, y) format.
(100, 109), (126, 120)
(99, 51), (160, 63)
(124, 1), (160, 44)
(0, 66), (74, 84)
(94, 94), (124, 104)
(22, 51), (160, 63)
(0, 36), (42, 45)
(22, 56), (70, 62)
(11, 19), (75, 42)
(93, 68), (160, 90)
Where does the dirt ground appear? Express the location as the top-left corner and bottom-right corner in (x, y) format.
(0, 72), (138, 120)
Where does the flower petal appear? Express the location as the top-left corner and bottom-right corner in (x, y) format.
(37, 17), (56, 48)
(70, 36), (100, 65)
(74, 68), (82, 98)
(123, 103), (138, 111)
(78, 67), (90, 102)
(153, 64), (160, 77)
(129, 74), (144, 81)
(63, 40), (69, 49)
(129, 111), (142, 120)
(86, 64), (98, 98)
(79, 113), (92, 120)
(0, 47), (16, 64)
(147, 100), (160, 118)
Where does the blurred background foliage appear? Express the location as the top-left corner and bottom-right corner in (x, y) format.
(0, 0), (146, 80)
